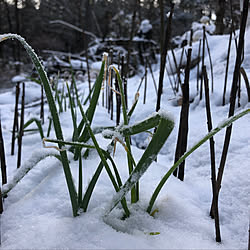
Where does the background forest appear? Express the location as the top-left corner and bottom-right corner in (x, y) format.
(0, 0), (241, 60)
(0, 0), (250, 249)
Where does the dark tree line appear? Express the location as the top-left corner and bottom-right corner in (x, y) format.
(0, 0), (241, 62)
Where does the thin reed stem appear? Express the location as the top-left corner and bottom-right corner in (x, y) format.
(11, 83), (20, 155)
(222, 30), (232, 106)
(17, 83), (25, 169)
(148, 108), (250, 214)
(205, 34), (214, 93)
(156, 3), (174, 112)
(240, 67), (250, 102)
(203, 66), (221, 243)
(210, 0), (248, 217)
(0, 118), (7, 185)
(200, 26), (206, 100)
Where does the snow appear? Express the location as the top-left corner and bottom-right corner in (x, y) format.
(11, 74), (27, 83)
(139, 19), (152, 34)
(0, 28), (250, 249)
(158, 109), (175, 122)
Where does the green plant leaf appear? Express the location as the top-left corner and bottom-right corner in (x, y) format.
(110, 65), (137, 202)
(78, 99), (130, 217)
(73, 59), (106, 160)
(66, 82), (78, 142)
(127, 92), (139, 122)
(0, 34), (79, 216)
(2, 150), (61, 196)
(23, 117), (44, 139)
(102, 112), (164, 140)
(146, 108), (250, 214)
(78, 60), (105, 142)
(106, 111), (175, 214)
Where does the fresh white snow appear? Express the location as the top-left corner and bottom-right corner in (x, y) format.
(0, 28), (250, 249)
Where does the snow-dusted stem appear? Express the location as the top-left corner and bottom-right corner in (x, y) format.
(106, 111), (175, 215)
(2, 150), (61, 196)
(147, 108), (250, 214)
(0, 34), (78, 216)
(78, 99), (130, 217)
(109, 65), (137, 203)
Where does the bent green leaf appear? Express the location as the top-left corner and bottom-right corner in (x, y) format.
(147, 108), (250, 214)
(0, 34), (78, 216)
(107, 111), (175, 214)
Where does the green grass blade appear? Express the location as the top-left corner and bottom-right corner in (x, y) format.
(78, 152), (83, 206)
(60, 83), (65, 110)
(78, 99), (130, 217)
(92, 126), (115, 135)
(23, 118), (44, 139)
(110, 65), (136, 202)
(127, 93), (139, 122)
(0, 34), (79, 216)
(73, 59), (105, 160)
(55, 82), (63, 113)
(121, 114), (161, 136)
(146, 108), (250, 214)
(71, 71), (80, 105)
(43, 138), (95, 149)
(81, 161), (104, 212)
(103, 150), (124, 188)
(80, 150), (124, 212)
(107, 113), (175, 214)
(102, 113), (162, 140)
(2, 150), (61, 196)
(46, 117), (52, 137)
(83, 84), (95, 105)
(66, 82), (78, 141)
(110, 66), (128, 125)
(78, 60), (105, 142)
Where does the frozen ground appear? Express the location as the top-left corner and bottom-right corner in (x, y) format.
(0, 29), (249, 249)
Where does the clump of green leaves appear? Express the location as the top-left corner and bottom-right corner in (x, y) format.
(1, 34), (249, 220)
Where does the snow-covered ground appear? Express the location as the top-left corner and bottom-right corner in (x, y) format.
(0, 29), (250, 249)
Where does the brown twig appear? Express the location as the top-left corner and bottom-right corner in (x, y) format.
(40, 84), (44, 124)
(240, 67), (250, 102)
(203, 66), (221, 243)
(146, 57), (158, 95)
(11, 83), (20, 155)
(156, 2), (174, 112)
(173, 48), (191, 180)
(205, 34), (214, 93)
(200, 26), (206, 100)
(210, 0), (249, 217)
(0, 118), (7, 185)
(17, 82), (25, 169)
(222, 30), (233, 106)
(197, 39), (202, 94)
(143, 59), (148, 104)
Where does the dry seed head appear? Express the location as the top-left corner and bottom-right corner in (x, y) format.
(102, 52), (109, 89)
(109, 64), (119, 75)
(134, 92), (139, 102)
(112, 136), (129, 157)
(43, 138), (66, 152)
(150, 208), (159, 217)
(107, 65), (121, 95)
(102, 52), (109, 61)
(0, 36), (8, 42)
